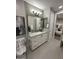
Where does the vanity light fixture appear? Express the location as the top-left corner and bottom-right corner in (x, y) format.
(31, 9), (42, 16)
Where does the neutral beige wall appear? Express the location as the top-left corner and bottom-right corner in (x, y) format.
(43, 8), (55, 40)
(49, 10), (55, 40)
(43, 8), (50, 22)
(16, 0), (25, 16)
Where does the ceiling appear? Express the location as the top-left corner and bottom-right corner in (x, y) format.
(24, 0), (63, 12)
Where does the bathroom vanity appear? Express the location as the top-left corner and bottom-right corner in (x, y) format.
(24, 1), (49, 51)
(29, 31), (48, 50)
(27, 16), (49, 50)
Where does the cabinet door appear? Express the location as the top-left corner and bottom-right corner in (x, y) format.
(30, 33), (48, 50)
(30, 35), (41, 43)
(42, 33), (48, 40)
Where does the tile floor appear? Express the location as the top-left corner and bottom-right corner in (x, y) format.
(27, 39), (63, 59)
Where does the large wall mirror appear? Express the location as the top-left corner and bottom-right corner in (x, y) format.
(24, 1), (49, 37)
(27, 16), (48, 33)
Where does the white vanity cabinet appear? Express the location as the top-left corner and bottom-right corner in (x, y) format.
(29, 32), (48, 50)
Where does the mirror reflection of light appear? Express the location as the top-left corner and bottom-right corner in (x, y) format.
(31, 9), (42, 15)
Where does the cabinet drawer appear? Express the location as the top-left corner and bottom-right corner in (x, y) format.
(30, 35), (41, 41)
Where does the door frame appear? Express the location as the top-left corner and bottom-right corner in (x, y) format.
(53, 10), (63, 40)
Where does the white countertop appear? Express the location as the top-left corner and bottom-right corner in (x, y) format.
(29, 31), (47, 37)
